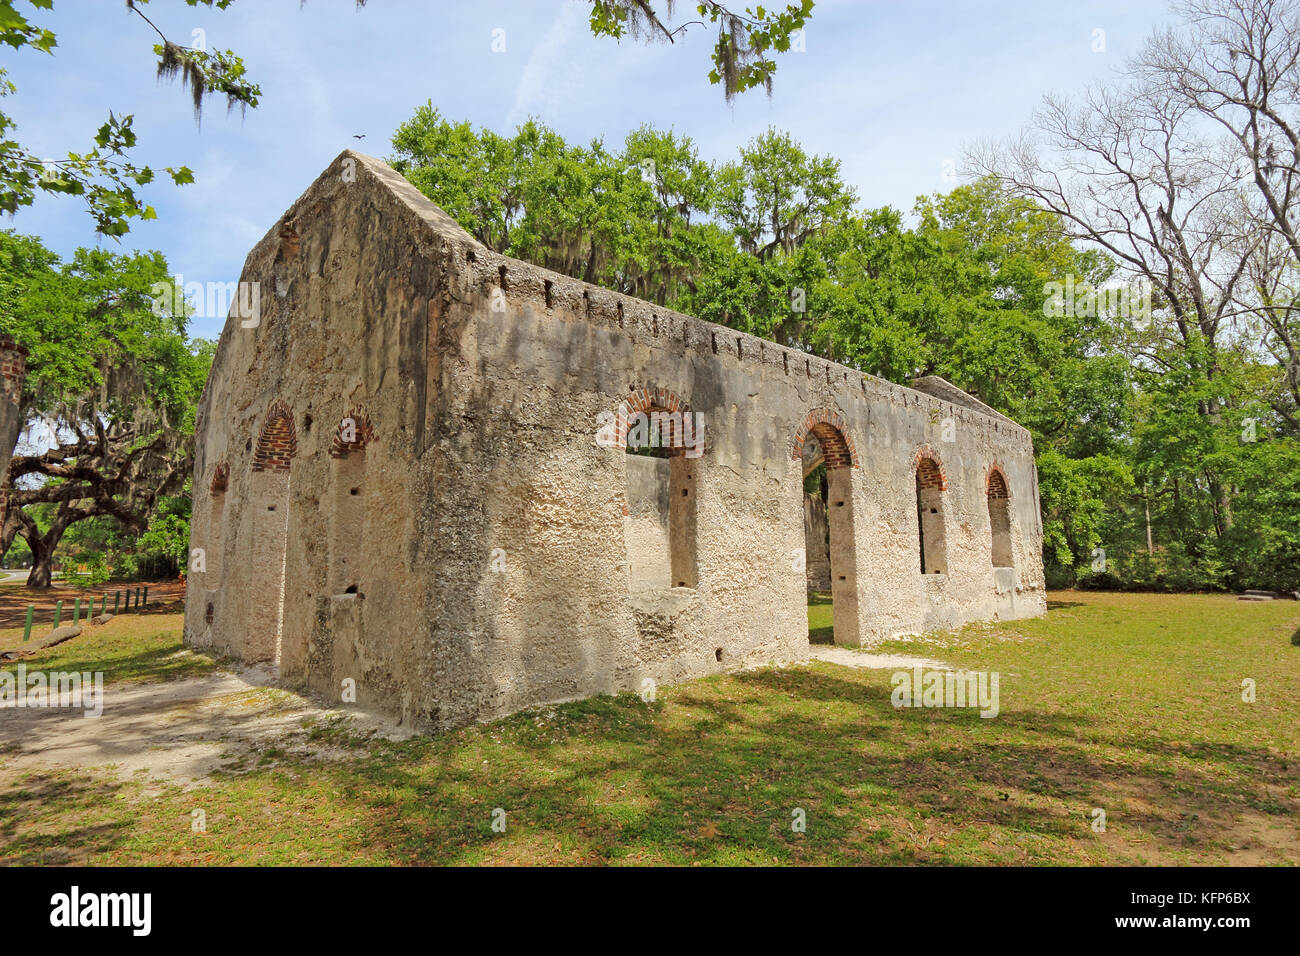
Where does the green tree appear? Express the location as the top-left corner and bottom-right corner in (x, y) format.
(0, 229), (212, 587)
(392, 111), (721, 305)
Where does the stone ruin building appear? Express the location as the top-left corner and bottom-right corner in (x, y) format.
(185, 151), (1046, 732)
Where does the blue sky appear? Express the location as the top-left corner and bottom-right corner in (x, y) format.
(6, 0), (1171, 340)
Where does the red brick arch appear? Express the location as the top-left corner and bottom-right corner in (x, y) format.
(986, 464), (1010, 500)
(914, 446), (948, 491)
(329, 408), (376, 459)
(792, 408), (858, 469)
(252, 400), (297, 473)
(210, 462), (230, 494)
(616, 385), (699, 456)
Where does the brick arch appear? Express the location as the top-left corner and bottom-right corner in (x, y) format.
(914, 445), (948, 491)
(210, 462), (230, 494)
(252, 400), (297, 473)
(792, 408), (857, 469)
(986, 464), (1010, 500)
(615, 385), (699, 456)
(329, 408), (376, 459)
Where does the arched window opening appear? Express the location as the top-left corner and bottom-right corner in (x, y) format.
(329, 411), (374, 595)
(988, 469), (1013, 568)
(915, 452), (948, 575)
(248, 401), (296, 665)
(206, 462), (229, 582)
(621, 391), (698, 591)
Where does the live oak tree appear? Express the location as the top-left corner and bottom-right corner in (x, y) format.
(0, 230), (211, 587)
(392, 109), (724, 305)
(714, 127), (857, 262)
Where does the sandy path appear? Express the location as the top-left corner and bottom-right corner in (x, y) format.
(807, 645), (952, 670)
(0, 657), (409, 789)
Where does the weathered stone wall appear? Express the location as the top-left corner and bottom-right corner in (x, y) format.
(187, 150), (1047, 733)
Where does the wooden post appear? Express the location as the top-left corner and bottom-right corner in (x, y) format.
(73, 597), (81, 624)
(22, 605), (33, 642)
(53, 600), (62, 629)
(114, 591), (120, 613)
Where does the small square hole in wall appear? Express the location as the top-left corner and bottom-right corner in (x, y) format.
(268, 505), (276, 512)
(715, 648), (723, 662)
(835, 501), (845, 507)
(350, 487), (360, 496)
(205, 602), (214, 625)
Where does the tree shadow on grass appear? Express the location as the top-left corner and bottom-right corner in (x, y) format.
(0, 772), (132, 865)
(6, 657), (1294, 866)
(3, 639), (217, 685)
(260, 664), (1297, 866)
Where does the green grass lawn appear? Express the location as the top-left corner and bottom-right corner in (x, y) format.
(807, 591), (833, 644)
(2, 591), (1298, 865)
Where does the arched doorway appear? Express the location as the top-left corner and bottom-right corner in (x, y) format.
(794, 410), (860, 646)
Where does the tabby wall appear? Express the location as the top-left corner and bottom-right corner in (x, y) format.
(186, 151), (1046, 732)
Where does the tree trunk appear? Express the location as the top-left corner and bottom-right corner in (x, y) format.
(21, 520), (66, 589)
(1145, 493), (1154, 554)
(24, 533), (55, 588)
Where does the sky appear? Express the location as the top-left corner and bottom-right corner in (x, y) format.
(5, 0), (1174, 341)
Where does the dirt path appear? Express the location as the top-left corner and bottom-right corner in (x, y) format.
(808, 645), (952, 670)
(0, 658), (410, 790)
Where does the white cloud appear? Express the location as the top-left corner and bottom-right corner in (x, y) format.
(504, 1), (593, 129)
